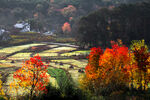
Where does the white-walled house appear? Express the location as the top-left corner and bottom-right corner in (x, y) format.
(14, 22), (30, 32)
(43, 31), (53, 35)
(0, 29), (5, 35)
(0, 29), (11, 41)
(43, 30), (56, 36)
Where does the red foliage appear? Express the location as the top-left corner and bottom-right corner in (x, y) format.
(85, 43), (131, 86)
(50, 0), (54, 3)
(82, 40), (150, 93)
(61, 5), (76, 17)
(62, 22), (71, 33)
(85, 47), (103, 80)
(13, 55), (50, 97)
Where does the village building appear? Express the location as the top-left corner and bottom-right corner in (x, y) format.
(0, 29), (11, 41)
(14, 22), (30, 32)
(43, 30), (56, 36)
(0, 29), (5, 35)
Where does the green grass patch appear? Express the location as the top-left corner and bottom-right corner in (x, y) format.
(47, 68), (70, 91)
(47, 68), (67, 80)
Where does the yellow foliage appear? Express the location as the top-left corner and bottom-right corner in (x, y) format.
(0, 81), (5, 96)
(0, 74), (8, 100)
(130, 40), (150, 90)
(130, 40), (148, 52)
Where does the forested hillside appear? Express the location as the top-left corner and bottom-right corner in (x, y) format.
(0, 0), (148, 32)
(73, 2), (150, 48)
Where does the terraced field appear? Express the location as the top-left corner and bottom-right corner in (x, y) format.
(0, 42), (89, 97)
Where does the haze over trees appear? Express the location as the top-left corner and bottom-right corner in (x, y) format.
(73, 2), (150, 48)
(0, 0), (148, 32)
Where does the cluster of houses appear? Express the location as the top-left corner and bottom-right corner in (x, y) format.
(0, 21), (56, 41)
(13, 21), (55, 36)
(0, 21), (55, 37)
(0, 22), (57, 42)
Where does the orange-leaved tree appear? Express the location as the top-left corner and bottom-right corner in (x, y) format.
(79, 47), (103, 93)
(98, 42), (132, 87)
(10, 55), (50, 99)
(80, 41), (133, 95)
(62, 22), (71, 34)
(85, 47), (103, 80)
